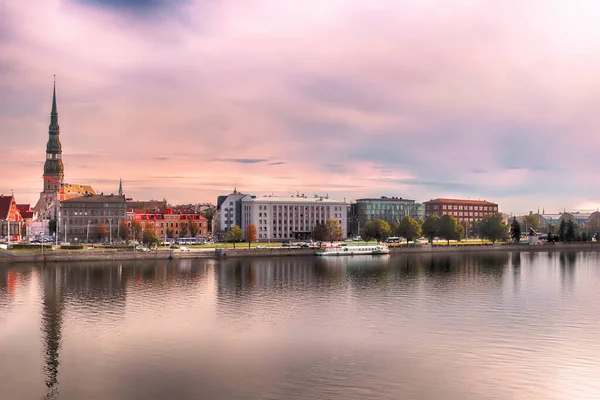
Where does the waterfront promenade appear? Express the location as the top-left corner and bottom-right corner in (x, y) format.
(1, 242), (598, 264)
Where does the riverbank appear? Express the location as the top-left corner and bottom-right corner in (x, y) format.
(1, 242), (599, 264)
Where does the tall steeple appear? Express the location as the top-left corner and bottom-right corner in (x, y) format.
(118, 179), (123, 197)
(43, 76), (64, 192)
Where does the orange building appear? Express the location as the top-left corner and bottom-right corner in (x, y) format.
(127, 208), (208, 241)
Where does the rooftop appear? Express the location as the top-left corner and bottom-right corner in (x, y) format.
(425, 198), (497, 206)
(246, 195), (346, 204)
(356, 197), (415, 203)
(62, 194), (126, 204)
(0, 195), (15, 220)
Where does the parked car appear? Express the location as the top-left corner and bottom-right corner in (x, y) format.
(137, 247), (151, 252)
(178, 246), (191, 252)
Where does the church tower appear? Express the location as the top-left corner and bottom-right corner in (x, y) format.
(35, 78), (65, 213)
(43, 78), (64, 191)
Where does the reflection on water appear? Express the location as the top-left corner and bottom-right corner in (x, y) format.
(0, 252), (599, 400)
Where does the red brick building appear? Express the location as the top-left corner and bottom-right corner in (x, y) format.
(424, 198), (499, 223)
(127, 208), (208, 241)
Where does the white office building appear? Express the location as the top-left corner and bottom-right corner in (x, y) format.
(241, 195), (348, 241)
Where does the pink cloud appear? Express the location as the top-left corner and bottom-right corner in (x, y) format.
(1, 0), (599, 213)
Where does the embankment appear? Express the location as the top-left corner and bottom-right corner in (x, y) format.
(0, 242), (598, 264)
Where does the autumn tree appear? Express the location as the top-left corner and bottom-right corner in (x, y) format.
(227, 225), (242, 249)
(361, 219), (391, 242)
(166, 227), (174, 239)
(510, 217), (521, 243)
(245, 224), (257, 248)
(131, 220), (143, 242)
(142, 224), (160, 247)
(326, 219), (344, 241)
(119, 220), (129, 242)
(397, 216), (422, 245)
(421, 215), (440, 243)
(477, 213), (509, 244)
(438, 214), (462, 245)
(190, 222), (199, 238)
(96, 222), (108, 242)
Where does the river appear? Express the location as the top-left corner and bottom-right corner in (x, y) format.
(1, 251), (599, 400)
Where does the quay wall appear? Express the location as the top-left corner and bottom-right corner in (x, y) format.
(1, 243), (598, 265)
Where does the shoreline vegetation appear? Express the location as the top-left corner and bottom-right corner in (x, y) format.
(1, 241), (598, 264)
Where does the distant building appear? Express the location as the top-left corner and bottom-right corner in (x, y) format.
(354, 197), (423, 230)
(0, 195), (25, 241)
(126, 199), (168, 213)
(241, 195), (348, 241)
(16, 204), (37, 240)
(215, 187), (253, 238)
(128, 208), (208, 241)
(61, 194), (126, 243)
(424, 198), (499, 223)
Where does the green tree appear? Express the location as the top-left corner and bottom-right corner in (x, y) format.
(565, 220), (576, 242)
(180, 223), (189, 238)
(326, 219), (344, 241)
(421, 215), (440, 243)
(312, 222), (329, 242)
(142, 224), (159, 247)
(245, 224), (257, 248)
(478, 213), (509, 244)
(581, 231), (588, 242)
(189, 222), (199, 237)
(131, 220), (143, 242)
(558, 220), (567, 242)
(510, 217), (521, 243)
(361, 219), (391, 242)
(389, 221), (400, 237)
(119, 220), (129, 242)
(438, 214), (462, 245)
(200, 208), (215, 234)
(522, 214), (540, 232)
(166, 227), (174, 239)
(397, 216), (422, 245)
(227, 225), (242, 248)
(96, 222), (108, 242)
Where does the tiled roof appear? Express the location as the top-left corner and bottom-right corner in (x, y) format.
(62, 183), (96, 196)
(0, 195), (13, 220)
(425, 198), (497, 206)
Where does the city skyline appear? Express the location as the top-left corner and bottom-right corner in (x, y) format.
(1, 0), (600, 214)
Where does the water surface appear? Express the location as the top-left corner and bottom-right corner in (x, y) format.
(1, 251), (599, 400)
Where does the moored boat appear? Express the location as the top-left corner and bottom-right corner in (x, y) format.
(315, 242), (390, 256)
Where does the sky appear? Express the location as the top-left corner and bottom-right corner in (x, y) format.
(1, 0), (599, 214)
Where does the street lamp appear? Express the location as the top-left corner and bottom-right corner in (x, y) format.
(109, 219), (112, 244)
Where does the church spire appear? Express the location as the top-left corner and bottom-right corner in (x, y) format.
(118, 179), (123, 197)
(51, 75), (57, 116)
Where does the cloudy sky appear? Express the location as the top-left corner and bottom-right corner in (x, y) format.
(1, 0), (599, 213)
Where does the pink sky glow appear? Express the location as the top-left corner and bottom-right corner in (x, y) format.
(1, 0), (599, 214)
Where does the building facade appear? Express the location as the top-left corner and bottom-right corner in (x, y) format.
(354, 197), (424, 231)
(61, 194), (127, 243)
(215, 187), (252, 237)
(127, 209), (208, 242)
(424, 198), (499, 223)
(241, 195), (348, 241)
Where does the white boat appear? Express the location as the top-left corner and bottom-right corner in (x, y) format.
(315, 243), (390, 256)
